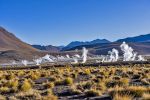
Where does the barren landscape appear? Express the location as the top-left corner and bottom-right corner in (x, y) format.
(1, 0), (150, 100)
(0, 63), (149, 100)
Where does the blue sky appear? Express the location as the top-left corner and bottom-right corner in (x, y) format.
(0, 0), (150, 46)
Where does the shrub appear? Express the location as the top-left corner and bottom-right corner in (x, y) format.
(120, 78), (129, 86)
(46, 82), (54, 89)
(6, 80), (18, 88)
(85, 69), (91, 75)
(0, 87), (10, 94)
(44, 89), (53, 95)
(63, 77), (73, 85)
(55, 77), (73, 86)
(106, 80), (123, 88)
(85, 89), (102, 97)
(17, 71), (24, 77)
(121, 72), (129, 78)
(5, 73), (14, 80)
(97, 82), (106, 92)
(21, 80), (31, 92)
(43, 94), (58, 100)
(82, 82), (93, 89)
(71, 73), (78, 79)
(54, 80), (63, 86)
(16, 89), (42, 99)
(113, 93), (133, 100)
(30, 74), (39, 80)
(109, 86), (149, 97)
(71, 89), (82, 95)
(127, 86), (148, 97)
(106, 78), (129, 88)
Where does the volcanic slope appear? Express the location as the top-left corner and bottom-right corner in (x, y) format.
(0, 27), (43, 63)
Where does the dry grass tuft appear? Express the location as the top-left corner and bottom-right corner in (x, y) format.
(113, 93), (133, 100)
(21, 79), (32, 92)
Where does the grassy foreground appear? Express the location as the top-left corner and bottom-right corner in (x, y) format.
(0, 64), (149, 100)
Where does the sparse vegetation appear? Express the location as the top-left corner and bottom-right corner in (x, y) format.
(113, 93), (133, 100)
(0, 64), (149, 99)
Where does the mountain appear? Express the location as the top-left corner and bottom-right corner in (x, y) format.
(0, 27), (38, 51)
(116, 34), (150, 42)
(0, 27), (44, 63)
(62, 39), (110, 51)
(66, 42), (150, 55)
(62, 34), (150, 55)
(32, 45), (61, 52)
(1, 26), (149, 63)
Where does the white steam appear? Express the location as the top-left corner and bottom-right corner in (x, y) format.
(138, 55), (146, 61)
(7, 42), (147, 66)
(34, 58), (42, 65)
(73, 58), (78, 64)
(74, 54), (80, 58)
(82, 47), (88, 63)
(120, 42), (137, 61)
(22, 60), (28, 66)
(42, 54), (54, 62)
(66, 54), (70, 58)
(108, 48), (119, 62)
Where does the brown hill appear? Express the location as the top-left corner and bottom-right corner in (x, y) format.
(0, 27), (44, 63)
(0, 27), (38, 51)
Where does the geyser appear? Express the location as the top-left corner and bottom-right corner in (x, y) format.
(42, 54), (54, 62)
(73, 57), (78, 64)
(66, 54), (70, 58)
(108, 48), (119, 62)
(22, 60), (28, 66)
(138, 55), (146, 61)
(34, 58), (42, 65)
(120, 42), (137, 61)
(82, 47), (88, 63)
(74, 54), (80, 58)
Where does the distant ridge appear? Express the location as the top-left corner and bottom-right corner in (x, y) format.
(33, 33), (150, 56)
(32, 45), (61, 52)
(62, 34), (150, 55)
(62, 39), (110, 51)
(66, 42), (150, 55)
(116, 34), (150, 42)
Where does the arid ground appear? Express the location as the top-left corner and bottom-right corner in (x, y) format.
(0, 64), (149, 100)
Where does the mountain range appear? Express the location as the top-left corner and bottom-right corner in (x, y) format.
(32, 34), (150, 55)
(116, 34), (150, 42)
(0, 26), (150, 63)
(61, 34), (150, 55)
(67, 42), (150, 55)
(61, 39), (110, 51)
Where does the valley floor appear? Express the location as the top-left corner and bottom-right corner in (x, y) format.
(0, 64), (150, 100)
